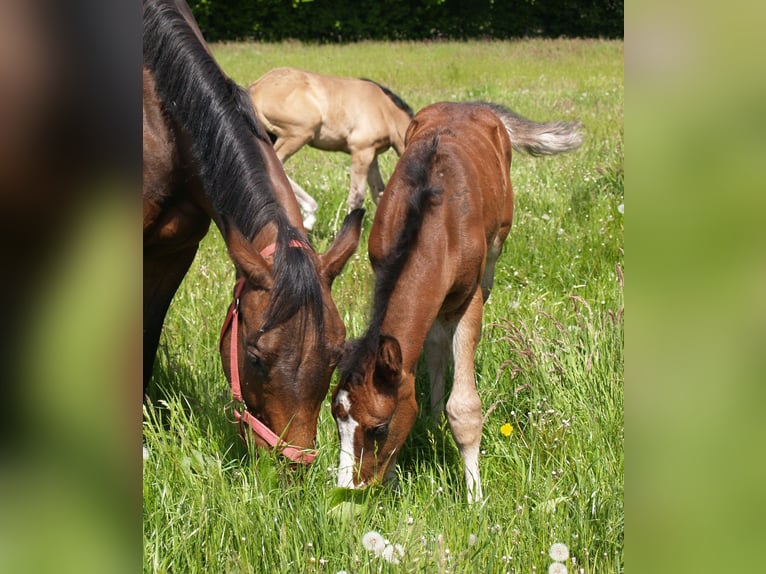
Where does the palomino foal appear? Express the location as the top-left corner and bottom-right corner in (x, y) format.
(247, 67), (414, 224)
(331, 102), (583, 502)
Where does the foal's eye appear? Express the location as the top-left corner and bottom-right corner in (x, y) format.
(366, 423), (389, 439)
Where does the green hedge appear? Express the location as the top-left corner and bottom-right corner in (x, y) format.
(190, 0), (623, 42)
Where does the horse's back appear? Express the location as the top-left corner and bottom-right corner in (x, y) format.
(405, 102), (513, 224)
(406, 102), (512, 169)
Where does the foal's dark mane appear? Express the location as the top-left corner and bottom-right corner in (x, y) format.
(340, 136), (442, 380)
(361, 78), (415, 119)
(143, 0), (323, 337)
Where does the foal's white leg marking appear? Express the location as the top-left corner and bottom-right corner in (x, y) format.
(425, 320), (451, 420)
(287, 176), (318, 230)
(335, 389), (359, 489)
(446, 290), (485, 503)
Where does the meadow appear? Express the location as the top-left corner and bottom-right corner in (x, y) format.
(143, 39), (623, 573)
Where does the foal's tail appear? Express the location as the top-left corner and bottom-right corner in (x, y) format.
(478, 102), (584, 156)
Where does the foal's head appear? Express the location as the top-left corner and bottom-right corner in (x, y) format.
(331, 334), (418, 487)
(221, 212), (362, 458)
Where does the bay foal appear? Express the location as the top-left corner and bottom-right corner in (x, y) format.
(331, 102), (583, 501)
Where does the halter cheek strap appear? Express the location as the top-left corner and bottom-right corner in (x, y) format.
(219, 241), (317, 465)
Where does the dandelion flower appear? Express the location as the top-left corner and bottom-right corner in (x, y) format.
(548, 562), (568, 574)
(549, 542), (570, 562)
(362, 531), (386, 555)
(500, 423), (513, 437)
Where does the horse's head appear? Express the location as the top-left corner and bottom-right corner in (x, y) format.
(331, 334), (418, 487)
(221, 210), (363, 462)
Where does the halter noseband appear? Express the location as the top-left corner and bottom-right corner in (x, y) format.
(219, 240), (317, 465)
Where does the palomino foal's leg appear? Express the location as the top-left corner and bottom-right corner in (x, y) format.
(366, 155), (386, 204)
(272, 136), (319, 229)
(445, 290), (485, 503)
(287, 176), (318, 230)
(348, 148), (376, 211)
(424, 320), (451, 420)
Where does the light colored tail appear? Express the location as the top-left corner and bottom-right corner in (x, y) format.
(478, 102), (584, 156)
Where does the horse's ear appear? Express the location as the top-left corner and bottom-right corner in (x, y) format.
(375, 335), (403, 389)
(224, 226), (273, 290)
(319, 208), (364, 285)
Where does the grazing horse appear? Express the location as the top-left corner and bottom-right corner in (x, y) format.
(143, 0), (363, 462)
(247, 67), (415, 223)
(331, 102), (583, 501)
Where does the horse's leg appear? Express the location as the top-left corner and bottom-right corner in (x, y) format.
(272, 136), (318, 229)
(366, 155), (386, 205)
(446, 289), (485, 503)
(143, 246), (198, 391)
(424, 320), (451, 420)
(348, 148), (376, 212)
(481, 233), (507, 302)
(287, 176), (318, 230)
(271, 134), (310, 164)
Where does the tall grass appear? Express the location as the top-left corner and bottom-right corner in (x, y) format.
(144, 39), (623, 573)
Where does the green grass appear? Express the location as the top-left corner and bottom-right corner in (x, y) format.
(144, 39), (623, 573)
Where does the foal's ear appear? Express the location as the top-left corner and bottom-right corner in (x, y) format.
(224, 226), (273, 290)
(376, 335), (403, 389)
(319, 209), (364, 285)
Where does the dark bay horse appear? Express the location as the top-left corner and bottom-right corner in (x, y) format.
(247, 67), (415, 222)
(143, 0), (363, 462)
(331, 102), (583, 501)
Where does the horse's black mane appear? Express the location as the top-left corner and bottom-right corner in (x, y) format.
(143, 0), (323, 337)
(340, 136), (442, 380)
(361, 78), (415, 119)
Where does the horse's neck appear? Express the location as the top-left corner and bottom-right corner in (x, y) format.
(378, 264), (448, 374)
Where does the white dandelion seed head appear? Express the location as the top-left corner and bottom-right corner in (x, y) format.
(468, 533), (477, 546)
(337, 571), (348, 574)
(381, 544), (401, 564)
(549, 542), (570, 562)
(362, 531), (386, 555)
(548, 562), (568, 574)
(143, 446), (149, 461)
(617, 203), (624, 214)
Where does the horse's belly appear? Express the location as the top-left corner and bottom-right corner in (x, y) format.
(143, 198), (210, 257)
(311, 131), (351, 153)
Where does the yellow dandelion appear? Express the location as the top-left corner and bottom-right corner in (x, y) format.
(500, 423), (513, 437)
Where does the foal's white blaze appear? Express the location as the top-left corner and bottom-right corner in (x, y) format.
(335, 389), (359, 488)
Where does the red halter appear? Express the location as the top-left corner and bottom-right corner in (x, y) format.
(219, 241), (317, 464)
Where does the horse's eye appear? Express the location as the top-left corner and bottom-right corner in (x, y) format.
(366, 423), (389, 439)
(246, 349), (267, 375)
